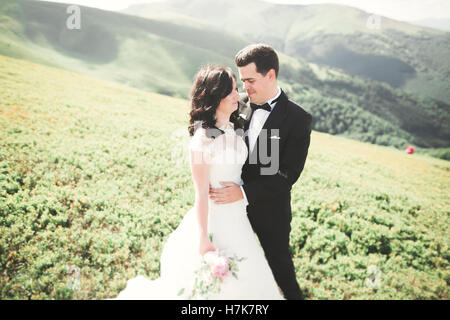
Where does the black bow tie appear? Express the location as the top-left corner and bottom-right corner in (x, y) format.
(250, 102), (271, 112)
(250, 95), (281, 112)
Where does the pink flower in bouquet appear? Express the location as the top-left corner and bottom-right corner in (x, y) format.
(212, 256), (230, 278)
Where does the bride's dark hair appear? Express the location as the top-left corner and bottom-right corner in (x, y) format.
(188, 65), (242, 137)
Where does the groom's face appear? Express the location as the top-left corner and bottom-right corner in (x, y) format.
(238, 62), (273, 105)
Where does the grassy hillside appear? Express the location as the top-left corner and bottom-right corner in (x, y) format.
(1, 55), (448, 300)
(124, 0), (450, 150)
(0, 0), (449, 151)
(281, 60), (450, 149)
(124, 0), (450, 103)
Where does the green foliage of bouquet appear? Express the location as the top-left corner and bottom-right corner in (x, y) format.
(178, 248), (246, 299)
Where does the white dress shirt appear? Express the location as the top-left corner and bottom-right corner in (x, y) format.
(240, 87), (282, 206)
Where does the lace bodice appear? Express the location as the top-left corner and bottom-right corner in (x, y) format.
(189, 123), (248, 189)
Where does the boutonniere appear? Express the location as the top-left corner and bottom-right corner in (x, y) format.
(237, 113), (247, 127)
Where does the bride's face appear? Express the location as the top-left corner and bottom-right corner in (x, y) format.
(216, 78), (239, 115)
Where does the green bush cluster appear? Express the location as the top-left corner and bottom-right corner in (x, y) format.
(288, 185), (449, 299)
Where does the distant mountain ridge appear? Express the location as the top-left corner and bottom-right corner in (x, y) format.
(123, 0), (450, 104)
(0, 0), (449, 150)
(409, 18), (450, 32)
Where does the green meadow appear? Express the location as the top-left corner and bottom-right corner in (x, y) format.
(1, 55), (449, 299)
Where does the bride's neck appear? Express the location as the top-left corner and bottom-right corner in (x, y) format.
(215, 111), (230, 129)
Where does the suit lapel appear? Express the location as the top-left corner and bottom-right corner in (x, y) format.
(238, 93), (253, 150)
(262, 90), (288, 132)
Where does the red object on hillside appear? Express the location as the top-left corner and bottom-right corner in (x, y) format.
(405, 146), (415, 154)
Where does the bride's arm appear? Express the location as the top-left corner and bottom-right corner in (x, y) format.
(190, 149), (215, 256)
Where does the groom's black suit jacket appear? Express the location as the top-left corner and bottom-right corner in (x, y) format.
(238, 90), (312, 226)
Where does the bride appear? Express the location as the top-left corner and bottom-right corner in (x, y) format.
(113, 65), (284, 300)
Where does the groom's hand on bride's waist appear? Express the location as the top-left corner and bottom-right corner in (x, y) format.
(209, 182), (243, 204)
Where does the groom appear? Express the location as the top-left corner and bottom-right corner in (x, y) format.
(209, 44), (312, 300)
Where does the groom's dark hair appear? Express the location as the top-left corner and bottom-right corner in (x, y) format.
(235, 44), (279, 78)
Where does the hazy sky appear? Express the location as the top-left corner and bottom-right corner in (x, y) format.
(39, 0), (450, 21)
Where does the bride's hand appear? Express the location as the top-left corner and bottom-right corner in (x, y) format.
(199, 235), (215, 257)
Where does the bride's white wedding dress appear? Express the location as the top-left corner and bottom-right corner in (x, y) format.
(113, 123), (284, 300)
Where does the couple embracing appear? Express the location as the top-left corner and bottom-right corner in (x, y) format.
(115, 44), (312, 300)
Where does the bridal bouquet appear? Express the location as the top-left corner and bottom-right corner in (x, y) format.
(178, 248), (246, 299)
